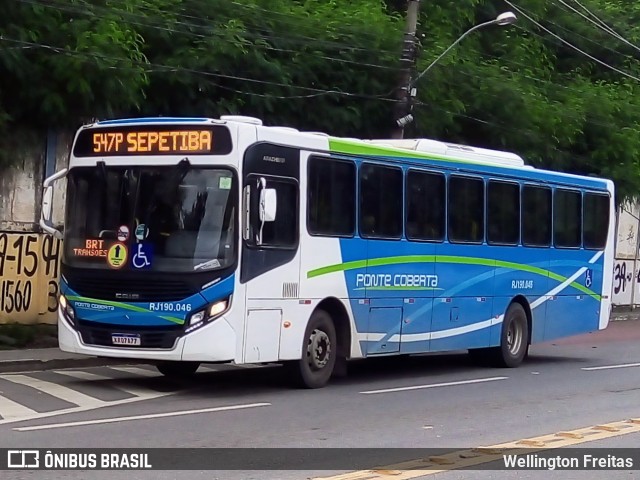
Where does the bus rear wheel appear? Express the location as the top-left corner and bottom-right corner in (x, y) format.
(156, 361), (200, 378)
(469, 302), (529, 368)
(493, 302), (529, 367)
(290, 309), (337, 389)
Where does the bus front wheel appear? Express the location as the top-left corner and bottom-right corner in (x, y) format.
(156, 361), (200, 378)
(290, 309), (337, 389)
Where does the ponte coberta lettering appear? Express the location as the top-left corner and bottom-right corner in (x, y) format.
(355, 273), (438, 288)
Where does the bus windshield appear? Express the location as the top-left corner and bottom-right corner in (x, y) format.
(63, 165), (237, 273)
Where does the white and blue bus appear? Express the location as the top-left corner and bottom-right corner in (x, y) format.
(40, 115), (615, 388)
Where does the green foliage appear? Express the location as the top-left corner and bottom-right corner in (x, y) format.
(2, 0), (640, 201)
(411, 0), (640, 203)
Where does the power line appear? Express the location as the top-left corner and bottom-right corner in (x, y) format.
(564, 0), (640, 55)
(503, 0), (640, 83)
(13, 0), (401, 72)
(514, 1), (637, 62)
(40, 0), (399, 56)
(0, 35), (398, 102)
(220, 0), (388, 41)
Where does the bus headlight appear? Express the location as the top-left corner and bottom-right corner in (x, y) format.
(208, 299), (228, 317)
(185, 296), (231, 333)
(59, 294), (76, 326)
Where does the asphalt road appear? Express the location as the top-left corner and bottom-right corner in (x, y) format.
(0, 321), (639, 479)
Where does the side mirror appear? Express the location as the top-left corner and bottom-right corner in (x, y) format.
(39, 168), (67, 239)
(41, 186), (54, 224)
(259, 188), (277, 222)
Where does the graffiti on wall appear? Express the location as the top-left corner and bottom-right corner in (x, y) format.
(611, 259), (639, 306)
(0, 233), (61, 324)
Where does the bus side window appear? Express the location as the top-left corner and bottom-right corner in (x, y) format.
(359, 163), (402, 239)
(522, 185), (551, 247)
(406, 170), (445, 242)
(448, 175), (484, 243)
(307, 157), (355, 237)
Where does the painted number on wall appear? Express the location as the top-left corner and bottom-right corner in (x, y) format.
(0, 280), (32, 313)
(0, 233), (61, 322)
(613, 261), (632, 295)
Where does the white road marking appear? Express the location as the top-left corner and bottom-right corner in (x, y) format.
(52, 370), (158, 397)
(581, 362), (640, 371)
(360, 376), (509, 394)
(0, 392), (172, 426)
(0, 394), (38, 420)
(14, 402), (272, 431)
(107, 366), (158, 377)
(0, 374), (105, 408)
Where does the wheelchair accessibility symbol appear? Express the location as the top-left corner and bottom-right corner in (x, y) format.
(585, 268), (593, 288)
(132, 243), (153, 270)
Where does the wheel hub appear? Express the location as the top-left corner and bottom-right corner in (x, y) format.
(307, 328), (331, 370)
(507, 320), (523, 355)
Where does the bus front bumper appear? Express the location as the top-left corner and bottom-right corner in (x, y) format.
(57, 308), (236, 363)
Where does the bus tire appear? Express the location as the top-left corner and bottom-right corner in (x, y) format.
(492, 302), (529, 368)
(290, 309), (337, 389)
(156, 361), (200, 378)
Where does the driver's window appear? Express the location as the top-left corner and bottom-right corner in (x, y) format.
(247, 175), (298, 248)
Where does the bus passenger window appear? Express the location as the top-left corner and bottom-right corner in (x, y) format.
(359, 163), (403, 239)
(448, 175), (484, 243)
(522, 185), (551, 247)
(583, 193), (609, 249)
(554, 189), (581, 248)
(488, 180), (520, 245)
(308, 157), (355, 236)
(406, 170), (445, 241)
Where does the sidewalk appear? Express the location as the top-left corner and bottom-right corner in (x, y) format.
(0, 310), (637, 374)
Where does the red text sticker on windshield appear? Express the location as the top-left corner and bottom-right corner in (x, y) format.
(74, 239), (108, 257)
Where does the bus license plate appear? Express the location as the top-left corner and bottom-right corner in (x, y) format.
(111, 334), (141, 346)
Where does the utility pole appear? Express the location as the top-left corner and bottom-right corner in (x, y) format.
(390, 0), (420, 139)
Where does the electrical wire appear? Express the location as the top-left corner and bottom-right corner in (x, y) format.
(503, 0), (640, 82)
(0, 36), (398, 101)
(562, 0), (640, 55)
(19, 0), (399, 57)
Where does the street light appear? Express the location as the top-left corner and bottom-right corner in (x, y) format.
(395, 11), (517, 131)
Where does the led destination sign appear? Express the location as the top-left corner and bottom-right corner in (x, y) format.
(73, 125), (233, 157)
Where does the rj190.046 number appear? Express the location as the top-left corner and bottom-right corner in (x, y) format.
(149, 303), (192, 313)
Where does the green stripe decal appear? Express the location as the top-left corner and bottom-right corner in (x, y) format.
(306, 255), (601, 301)
(66, 296), (185, 325)
(329, 139), (477, 166)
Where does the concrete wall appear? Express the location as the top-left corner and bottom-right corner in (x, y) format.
(612, 202), (640, 308)
(0, 131), (71, 324)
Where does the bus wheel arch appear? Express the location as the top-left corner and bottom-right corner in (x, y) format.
(315, 297), (351, 363)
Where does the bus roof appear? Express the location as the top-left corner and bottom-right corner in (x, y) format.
(80, 115), (612, 191)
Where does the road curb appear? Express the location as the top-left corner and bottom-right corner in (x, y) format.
(0, 356), (144, 374)
(610, 309), (640, 322)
